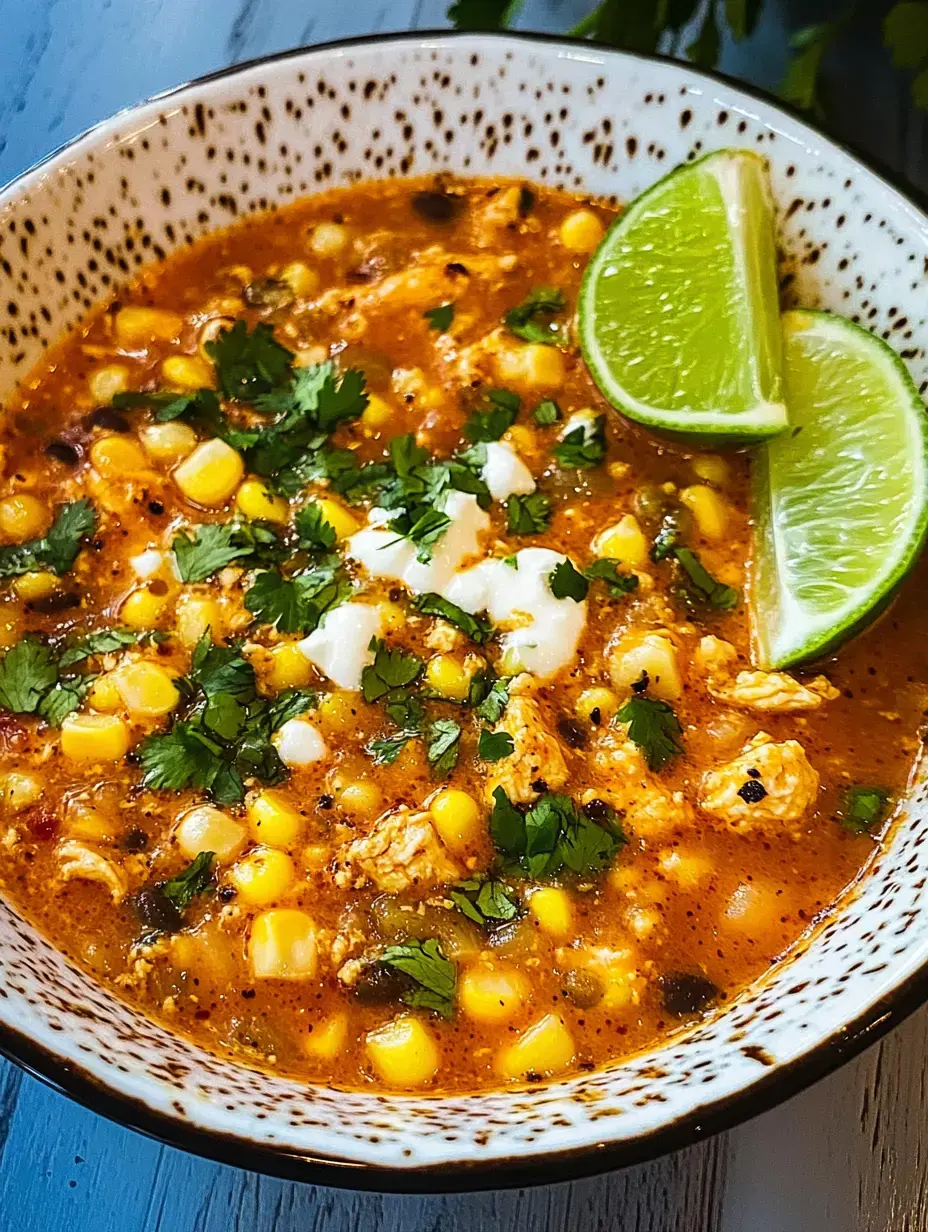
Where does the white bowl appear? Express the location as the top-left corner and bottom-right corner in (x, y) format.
(2, 31), (928, 1191)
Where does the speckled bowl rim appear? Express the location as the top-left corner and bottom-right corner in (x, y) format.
(2, 28), (928, 1193)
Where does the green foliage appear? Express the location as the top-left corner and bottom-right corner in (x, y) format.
(504, 287), (566, 346)
(0, 500), (97, 580)
(489, 788), (626, 878)
(380, 938), (457, 1018)
(616, 695), (684, 771)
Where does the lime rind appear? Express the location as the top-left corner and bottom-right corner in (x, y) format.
(578, 149), (787, 440)
(752, 309), (928, 668)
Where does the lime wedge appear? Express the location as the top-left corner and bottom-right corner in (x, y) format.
(753, 310), (928, 667)
(579, 149), (786, 441)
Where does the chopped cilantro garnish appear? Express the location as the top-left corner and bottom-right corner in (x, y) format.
(294, 504), (337, 553)
(489, 788), (625, 878)
(617, 695), (684, 771)
(367, 729), (419, 765)
(172, 521), (282, 583)
(205, 320), (294, 401)
(0, 499), (97, 581)
(583, 559), (640, 599)
(362, 639), (424, 703)
(548, 559), (589, 602)
(504, 286), (566, 346)
(506, 491), (552, 535)
(650, 518), (681, 562)
(161, 852), (215, 912)
(244, 562), (351, 634)
(533, 398), (561, 426)
(674, 548), (739, 611)
(450, 877), (519, 928)
(37, 676), (95, 727)
(0, 637), (59, 714)
(553, 415), (606, 470)
(380, 938), (456, 1019)
(426, 718), (462, 777)
(424, 303), (455, 332)
(838, 786), (891, 835)
(477, 728), (514, 762)
(463, 388), (521, 443)
(387, 506), (452, 564)
(412, 593), (493, 645)
(475, 677), (509, 723)
(58, 628), (141, 668)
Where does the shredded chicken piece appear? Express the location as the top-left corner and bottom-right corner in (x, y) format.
(698, 731), (819, 834)
(471, 185), (523, 246)
(336, 957), (366, 988)
(329, 908), (368, 969)
(486, 696), (569, 804)
(57, 840), (128, 902)
(333, 808), (462, 893)
(424, 621), (463, 652)
(448, 327), (508, 384)
(696, 636), (839, 712)
(313, 249), (516, 316)
(589, 734), (690, 836)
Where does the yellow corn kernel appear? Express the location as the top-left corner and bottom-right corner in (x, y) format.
(308, 497), (359, 541)
(692, 454), (730, 486)
(119, 585), (169, 629)
(87, 673), (122, 714)
(460, 961), (529, 1024)
(112, 661), (180, 718)
(558, 208), (604, 253)
(308, 222), (350, 257)
(430, 789), (482, 855)
(680, 484), (729, 542)
(0, 772), (42, 813)
(425, 654), (471, 702)
(658, 848), (713, 890)
(139, 421), (198, 464)
(12, 571), (59, 602)
(495, 1013), (575, 1081)
(377, 601), (406, 634)
(280, 261), (320, 297)
(610, 630), (682, 702)
(115, 306), (184, 347)
(229, 846), (296, 906)
(318, 691), (357, 733)
(592, 514), (648, 569)
(721, 881), (781, 933)
(337, 780), (382, 818)
(627, 906), (660, 939)
(361, 393), (394, 431)
(529, 887), (573, 937)
(236, 479), (289, 525)
(302, 843), (331, 873)
(175, 595), (224, 649)
(0, 494), (49, 542)
(60, 714), (130, 763)
(174, 438), (245, 507)
(89, 363), (130, 403)
(162, 354), (213, 390)
(89, 434), (149, 476)
(305, 1012), (348, 1060)
(295, 344), (329, 368)
(266, 642), (313, 691)
(65, 805), (116, 844)
(505, 424), (536, 454)
(249, 908), (318, 979)
(495, 343), (566, 389)
(576, 686), (619, 726)
(247, 789), (305, 848)
(176, 804), (246, 864)
(365, 1016), (439, 1089)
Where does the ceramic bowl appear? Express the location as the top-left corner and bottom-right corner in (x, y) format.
(2, 31), (928, 1192)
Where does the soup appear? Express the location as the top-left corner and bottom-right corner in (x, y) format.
(0, 177), (923, 1092)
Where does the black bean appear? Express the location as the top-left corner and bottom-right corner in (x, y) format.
(445, 261), (469, 276)
(531, 778), (549, 794)
(148, 500), (165, 516)
(318, 793), (334, 810)
(557, 717), (587, 749)
(121, 827), (149, 852)
(28, 591), (80, 615)
(133, 886), (182, 935)
(582, 798), (613, 826)
(44, 439), (81, 466)
(84, 407), (130, 433)
(562, 967), (604, 1009)
(411, 190), (461, 223)
(737, 779), (768, 804)
(661, 972), (720, 1017)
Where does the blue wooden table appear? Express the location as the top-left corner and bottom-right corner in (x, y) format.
(3, 3), (928, 1229)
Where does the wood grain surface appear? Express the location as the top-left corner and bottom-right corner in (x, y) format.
(1, 2), (926, 1228)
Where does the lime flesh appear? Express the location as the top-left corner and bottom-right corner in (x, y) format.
(752, 310), (928, 667)
(579, 149), (787, 441)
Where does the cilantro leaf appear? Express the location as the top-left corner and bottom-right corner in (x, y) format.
(559, 800), (627, 875)
(189, 635), (257, 700)
(380, 938), (456, 1019)
(617, 695), (684, 771)
(265, 689), (317, 730)
(426, 718), (461, 777)
(387, 506), (452, 564)
(504, 286), (566, 346)
(477, 728), (514, 762)
(294, 504), (336, 553)
(489, 789), (625, 879)
(651, 518), (681, 562)
(463, 388), (521, 442)
(412, 593), (493, 644)
(172, 522), (267, 583)
(37, 676), (95, 726)
(475, 677), (509, 723)
(367, 730), (419, 765)
(553, 415), (606, 470)
(205, 321), (294, 400)
(548, 559), (589, 602)
(838, 786), (891, 835)
(0, 637), (59, 714)
(450, 877), (519, 928)
(138, 721), (230, 794)
(244, 563), (351, 634)
(58, 628), (141, 668)
(583, 559), (640, 599)
(0, 500), (97, 580)
(506, 491), (552, 535)
(533, 398), (561, 426)
(161, 852), (215, 911)
(674, 548), (739, 610)
(362, 640), (424, 703)
(424, 303), (455, 332)
(488, 786), (526, 856)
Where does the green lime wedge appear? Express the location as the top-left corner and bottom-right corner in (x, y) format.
(579, 149), (787, 441)
(753, 310), (928, 667)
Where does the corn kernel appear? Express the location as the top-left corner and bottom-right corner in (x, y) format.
(0, 494), (49, 542)
(112, 661), (180, 718)
(529, 887), (572, 937)
(174, 438), (245, 507)
(162, 354), (213, 390)
(249, 908), (318, 979)
(60, 714), (130, 762)
(377, 601), (406, 633)
(558, 208), (604, 253)
(87, 673), (122, 714)
(175, 595), (224, 649)
(505, 424), (536, 454)
(610, 630), (682, 702)
(115, 306), (184, 347)
(460, 961), (529, 1024)
(90, 434), (149, 476)
(305, 1012), (348, 1060)
(229, 846), (296, 906)
(236, 479), (289, 525)
(692, 454), (730, 486)
(307, 497), (359, 541)
(592, 514), (648, 569)
(361, 393), (394, 431)
(495, 343), (566, 389)
(65, 806), (116, 844)
(365, 1016), (439, 1088)
(120, 585), (169, 629)
(337, 780), (382, 818)
(430, 789), (482, 855)
(302, 843), (331, 872)
(0, 772), (42, 812)
(721, 881), (781, 933)
(317, 691), (357, 733)
(627, 906), (660, 939)
(680, 484), (729, 541)
(295, 344), (329, 368)
(658, 848), (713, 890)
(89, 363), (130, 402)
(495, 1013), (575, 1081)
(308, 222), (350, 257)
(247, 789), (305, 848)
(139, 421), (198, 464)
(576, 686), (619, 726)
(176, 805), (246, 863)
(266, 642), (314, 691)
(425, 654), (471, 701)
(280, 261), (320, 297)
(12, 571), (59, 602)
